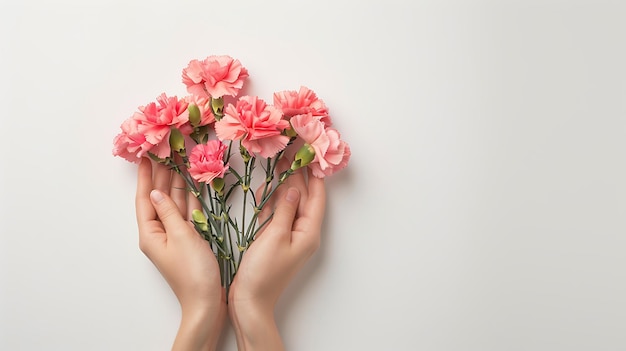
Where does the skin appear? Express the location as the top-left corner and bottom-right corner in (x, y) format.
(229, 160), (326, 351)
(136, 158), (226, 350)
(135, 158), (326, 351)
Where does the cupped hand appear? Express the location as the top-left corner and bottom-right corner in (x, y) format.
(228, 161), (326, 350)
(135, 158), (226, 350)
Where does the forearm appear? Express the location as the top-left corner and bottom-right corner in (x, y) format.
(230, 303), (284, 351)
(173, 306), (224, 351)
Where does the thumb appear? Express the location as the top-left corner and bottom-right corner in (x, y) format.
(269, 187), (300, 239)
(150, 189), (187, 235)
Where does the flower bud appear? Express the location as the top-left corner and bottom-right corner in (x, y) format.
(211, 97), (224, 120)
(188, 104), (201, 127)
(285, 126), (297, 138)
(191, 209), (209, 232)
(240, 144), (251, 162)
(211, 177), (225, 194)
(169, 128), (185, 154)
(291, 143), (315, 170)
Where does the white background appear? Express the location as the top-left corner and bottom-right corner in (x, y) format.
(1, 1), (625, 350)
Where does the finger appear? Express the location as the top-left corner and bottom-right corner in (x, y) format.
(136, 158), (157, 230)
(304, 168), (326, 226)
(291, 169), (325, 254)
(153, 162), (172, 193)
(170, 170), (187, 217)
(268, 187), (300, 241)
(273, 158), (291, 200)
(295, 167), (311, 215)
(282, 160), (306, 195)
(150, 189), (189, 237)
(277, 158), (308, 215)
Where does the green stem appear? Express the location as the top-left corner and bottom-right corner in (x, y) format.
(218, 190), (237, 281)
(243, 157), (275, 244)
(224, 140), (234, 164)
(243, 165), (294, 247)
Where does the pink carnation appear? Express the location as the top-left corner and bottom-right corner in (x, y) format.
(188, 141), (229, 183)
(308, 129), (351, 177)
(273, 86), (332, 126)
(290, 113), (350, 178)
(182, 55), (249, 98)
(215, 96), (290, 158)
(112, 116), (152, 163)
(134, 93), (189, 158)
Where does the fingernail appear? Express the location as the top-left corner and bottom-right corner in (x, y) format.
(150, 189), (164, 204)
(285, 188), (300, 202)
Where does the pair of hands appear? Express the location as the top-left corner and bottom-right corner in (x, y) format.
(135, 158), (326, 351)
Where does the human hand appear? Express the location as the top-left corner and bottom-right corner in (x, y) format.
(228, 161), (326, 350)
(135, 158), (226, 351)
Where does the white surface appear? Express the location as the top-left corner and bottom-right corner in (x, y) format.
(1, 1), (625, 350)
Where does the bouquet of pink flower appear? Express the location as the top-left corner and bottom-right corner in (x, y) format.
(113, 55), (350, 289)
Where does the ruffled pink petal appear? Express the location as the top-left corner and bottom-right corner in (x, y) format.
(243, 135), (290, 158)
(321, 128), (345, 165)
(186, 84), (209, 99)
(183, 55), (248, 98)
(308, 162), (326, 178)
(112, 117), (153, 163)
(182, 59), (205, 84)
(188, 141), (229, 183)
(138, 124), (170, 145)
(112, 133), (140, 163)
(290, 113), (330, 159)
(273, 86), (331, 126)
(216, 96), (289, 157)
(151, 139), (172, 159)
(215, 114), (247, 142)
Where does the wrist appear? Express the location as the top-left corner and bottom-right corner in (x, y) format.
(173, 303), (225, 351)
(229, 301), (284, 351)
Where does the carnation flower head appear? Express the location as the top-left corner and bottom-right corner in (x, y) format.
(215, 95), (290, 158)
(290, 113), (350, 178)
(182, 55), (249, 98)
(112, 116), (152, 163)
(273, 86), (332, 126)
(133, 93), (189, 158)
(188, 140), (229, 183)
(308, 128), (351, 177)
